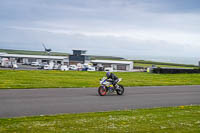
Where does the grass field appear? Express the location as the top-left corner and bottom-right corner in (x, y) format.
(0, 105), (199, 133)
(134, 63), (198, 69)
(1, 70), (200, 89)
(133, 60), (198, 69)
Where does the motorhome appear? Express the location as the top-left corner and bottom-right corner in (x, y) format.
(0, 58), (18, 68)
(1, 58), (12, 68)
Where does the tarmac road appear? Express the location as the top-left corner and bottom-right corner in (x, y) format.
(0, 85), (200, 118)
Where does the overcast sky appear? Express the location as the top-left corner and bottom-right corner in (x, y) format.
(0, 0), (200, 58)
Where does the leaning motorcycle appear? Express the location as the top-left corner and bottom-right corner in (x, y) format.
(98, 77), (124, 96)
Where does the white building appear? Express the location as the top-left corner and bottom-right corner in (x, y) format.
(0, 52), (133, 71)
(91, 60), (134, 71)
(0, 53), (69, 65)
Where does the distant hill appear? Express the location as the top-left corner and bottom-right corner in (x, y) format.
(0, 49), (124, 60)
(0, 49), (69, 56)
(90, 55), (124, 60)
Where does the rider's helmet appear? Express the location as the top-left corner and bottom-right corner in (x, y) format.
(106, 72), (111, 78)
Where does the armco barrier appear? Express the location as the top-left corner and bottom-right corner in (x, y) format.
(151, 67), (200, 74)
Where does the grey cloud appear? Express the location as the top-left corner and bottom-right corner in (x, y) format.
(0, 0), (200, 58)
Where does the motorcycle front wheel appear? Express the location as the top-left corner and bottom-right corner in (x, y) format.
(98, 86), (107, 96)
(116, 84), (124, 95)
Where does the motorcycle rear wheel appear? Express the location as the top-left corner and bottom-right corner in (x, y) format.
(98, 86), (107, 96)
(116, 84), (124, 95)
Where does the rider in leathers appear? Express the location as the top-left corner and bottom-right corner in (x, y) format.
(106, 72), (119, 89)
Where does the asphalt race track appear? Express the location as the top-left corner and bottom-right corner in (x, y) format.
(0, 86), (200, 118)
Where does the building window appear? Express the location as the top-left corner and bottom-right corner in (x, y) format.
(117, 65), (126, 70)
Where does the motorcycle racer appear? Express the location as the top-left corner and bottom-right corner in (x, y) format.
(106, 72), (119, 88)
(98, 74), (124, 96)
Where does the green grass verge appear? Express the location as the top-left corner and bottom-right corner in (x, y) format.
(134, 60), (197, 67)
(134, 63), (198, 69)
(1, 70), (200, 89)
(133, 60), (198, 69)
(0, 105), (200, 133)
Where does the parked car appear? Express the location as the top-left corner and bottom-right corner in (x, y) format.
(37, 63), (47, 69)
(31, 62), (40, 66)
(43, 64), (51, 70)
(60, 65), (69, 71)
(69, 65), (77, 70)
(87, 67), (96, 71)
(43, 62), (55, 70)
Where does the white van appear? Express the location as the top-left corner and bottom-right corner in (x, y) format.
(61, 65), (69, 71)
(104, 67), (114, 72)
(31, 62), (40, 66)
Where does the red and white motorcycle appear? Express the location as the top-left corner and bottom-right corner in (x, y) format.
(98, 77), (124, 96)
